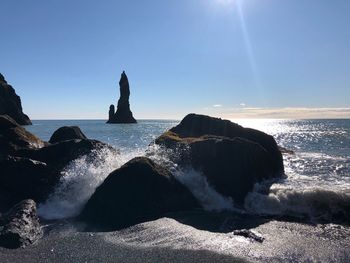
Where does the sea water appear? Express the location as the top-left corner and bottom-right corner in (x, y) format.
(26, 119), (350, 221)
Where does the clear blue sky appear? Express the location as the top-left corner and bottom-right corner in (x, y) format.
(1, 0), (349, 119)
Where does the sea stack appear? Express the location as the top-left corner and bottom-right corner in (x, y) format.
(0, 73), (32, 125)
(107, 71), (137, 123)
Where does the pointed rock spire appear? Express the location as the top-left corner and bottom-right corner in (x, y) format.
(107, 71), (137, 123)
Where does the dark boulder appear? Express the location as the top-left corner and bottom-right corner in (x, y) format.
(17, 138), (117, 171)
(80, 157), (200, 230)
(0, 199), (42, 249)
(155, 114), (284, 205)
(0, 114), (18, 129)
(107, 71), (137, 123)
(49, 126), (87, 143)
(0, 115), (45, 156)
(0, 73), (32, 125)
(188, 136), (275, 204)
(0, 156), (55, 211)
(157, 113), (283, 176)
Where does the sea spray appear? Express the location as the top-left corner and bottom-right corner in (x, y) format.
(245, 174), (350, 222)
(38, 146), (139, 219)
(173, 168), (235, 211)
(147, 143), (235, 212)
(28, 119), (350, 224)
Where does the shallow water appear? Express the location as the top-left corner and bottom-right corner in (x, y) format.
(26, 119), (350, 222)
(235, 119), (350, 221)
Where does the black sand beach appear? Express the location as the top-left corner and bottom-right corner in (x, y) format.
(1, 216), (349, 263)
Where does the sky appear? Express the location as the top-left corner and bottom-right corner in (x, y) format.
(1, 0), (349, 120)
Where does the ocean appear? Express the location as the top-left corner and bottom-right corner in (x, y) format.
(25, 118), (350, 222)
(2, 118), (348, 262)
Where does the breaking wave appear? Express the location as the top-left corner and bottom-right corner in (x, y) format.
(245, 174), (350, 222)
(147, 144), (236, 212)
(38, 147), (135, 219)
(38, 140), (349, 223)
(32, 119), (350, 225)
(38, 144), (235, 220)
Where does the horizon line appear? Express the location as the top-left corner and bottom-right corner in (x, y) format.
(28, 107), (350, 121)
(30, 117), (350, 121)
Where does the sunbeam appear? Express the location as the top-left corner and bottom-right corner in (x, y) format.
(236, 0), (266, 104)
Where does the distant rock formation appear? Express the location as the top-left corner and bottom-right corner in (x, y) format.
(0, 73), (32, 125)
(107, 71), (137, 123)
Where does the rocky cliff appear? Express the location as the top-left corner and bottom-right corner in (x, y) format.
(0, 73), (32, 125)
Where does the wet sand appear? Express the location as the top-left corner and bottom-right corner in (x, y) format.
(1, 216), (349, 263)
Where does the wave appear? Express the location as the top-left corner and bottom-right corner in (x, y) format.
(38, 140), (349, 223)
(147, 144), (236, 212)
(174, 168), (235, 212)
(38, 146), (134, 219)
(38, 144), (236, 220)
(297, 152), (348, 161)
(245, 177), (350, 222)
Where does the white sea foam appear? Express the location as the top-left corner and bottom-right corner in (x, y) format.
(174, 168), (235, 211)
(147, 144), (235, 212)
(297, 152), (348, 161)
(38, 146), (141, 219)
(245, 174), (350, 221)
(38, 142), (349, 221)
(39, 143), (235, 219)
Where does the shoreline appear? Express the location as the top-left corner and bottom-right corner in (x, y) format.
(1, 215), (349, 263)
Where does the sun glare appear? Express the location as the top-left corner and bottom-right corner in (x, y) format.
(216, 0), (235, 5)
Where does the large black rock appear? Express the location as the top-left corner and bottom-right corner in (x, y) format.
(49, 126), (87, 143)
(80, 157), (200, 230)
(0, 156), (54, 211)
(17, 138), (115, 171)
(0, 199), (42, 249)
(0, 73), (32, 125)
(155, 114), (284, 205)
(188, 136), (276, 204)
(0, 115), (45, 156)
(107, 71), (137, 123)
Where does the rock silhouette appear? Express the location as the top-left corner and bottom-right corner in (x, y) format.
(49, 126), (87, 144)
(0, 115), (45, 157)
(155, 114), (284, 205)
(80, 157), (200, 230)
(107, 71), (137, 123)
(0, 73), (32, 125)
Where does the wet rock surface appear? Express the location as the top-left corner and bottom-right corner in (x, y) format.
(0, 115), (45, 156)
(155, 114), (284, 204)
(0, 156), (54, 211)
(0, 199), (42, 249)
(80, 157), (200, 230)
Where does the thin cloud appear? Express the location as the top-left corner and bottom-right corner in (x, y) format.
(201, 107), (350, 119)
(213, 104), (223, 108)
